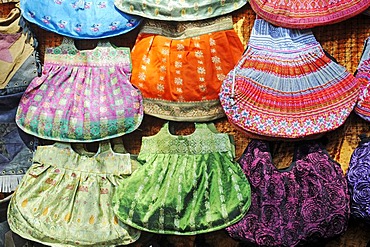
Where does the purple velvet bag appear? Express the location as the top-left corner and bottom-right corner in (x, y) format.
(347, 135), (370, 223)
(226, 139), (350, 247)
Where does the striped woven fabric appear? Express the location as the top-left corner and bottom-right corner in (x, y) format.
(219, 18), (360, 139)
(249, 0), (370, 29)
(354, 37), (370, 121)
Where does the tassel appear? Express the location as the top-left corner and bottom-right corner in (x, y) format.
(0, 175), (24, 193)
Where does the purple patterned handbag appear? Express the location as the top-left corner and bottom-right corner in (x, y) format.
(347, 135), (370, 223)
(16, 38), (143, 142)
(226, 139), (350, 247)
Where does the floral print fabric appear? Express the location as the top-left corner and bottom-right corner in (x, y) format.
(20, 0), (141, 39)
(226, 139), (350, 247)
(130, 16), (244, 121)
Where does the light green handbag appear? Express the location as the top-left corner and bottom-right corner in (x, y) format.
(7, 141), (141, 246)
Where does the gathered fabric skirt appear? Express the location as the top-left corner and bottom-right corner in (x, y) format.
(113, 122), (251, 235)
(220, 18), (359, 140)
(8, 143), (141, 246)
(130, 16), (244, 121)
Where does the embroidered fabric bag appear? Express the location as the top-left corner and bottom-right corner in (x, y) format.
(19, 0), (142, 39)
(249, 0), (370, 29)
(130, 16), (244, 122)
(347, 135), (370, 224)
(354, 37), (370, 121)
(0, 6), (39, 94)
(16, 38), (144, 142)
(226, 139), (350, 247)
(112, 122), (251, 235)
(8, 141), (141, 246)
(219, 18), (359, 140)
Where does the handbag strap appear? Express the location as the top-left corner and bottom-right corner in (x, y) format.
(293, 139), (329, 162)
(59, 37), (77, 49)
(97, 140), (113, 154)
(97, 40), (112, 48)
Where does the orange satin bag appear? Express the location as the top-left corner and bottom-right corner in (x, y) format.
(130, 15), (244, 122)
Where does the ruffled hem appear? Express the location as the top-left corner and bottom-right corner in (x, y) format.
(7, 160), (140, 246)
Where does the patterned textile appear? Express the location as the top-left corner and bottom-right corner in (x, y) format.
(0, 92), (33, 193)
(112, 122), (251, 235)
(16, 38), (144, 142)
(347, 136), (370, 224)
(219, 18), (359, 139)
(8, 141), (141, 246)
(226, 139), (350, 247)
(130, 16), (244, 121)
(0, 7), (36, 90)
(20, 0), (142, 39)
(114, 0), (246, 21)
(249, 0), (370, 29)
(354, 37), (370, 121)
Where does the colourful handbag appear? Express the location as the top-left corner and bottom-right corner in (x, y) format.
(226, 139), (350, 247)
(130, 16), (244, 122)
(16, 37), (144, 142)
(248, 0), (370, 29)
(20, 0), (142, 39)
(219, 18), (359, 140)
(8, 141), (141, 246)
(347, 135), (370, 224)
(354, 37), (370, 121)
(112, 122), (251, 235)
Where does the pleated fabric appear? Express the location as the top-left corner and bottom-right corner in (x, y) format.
(219, 18), (359, 140)
(112, 122), (251, 235)
(8, 141), (141, 246)
(130, 16), (244, 122)
(354, 37), (370, 121)
(16, 38), (143, 142)
(249, 0), (370, 29)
